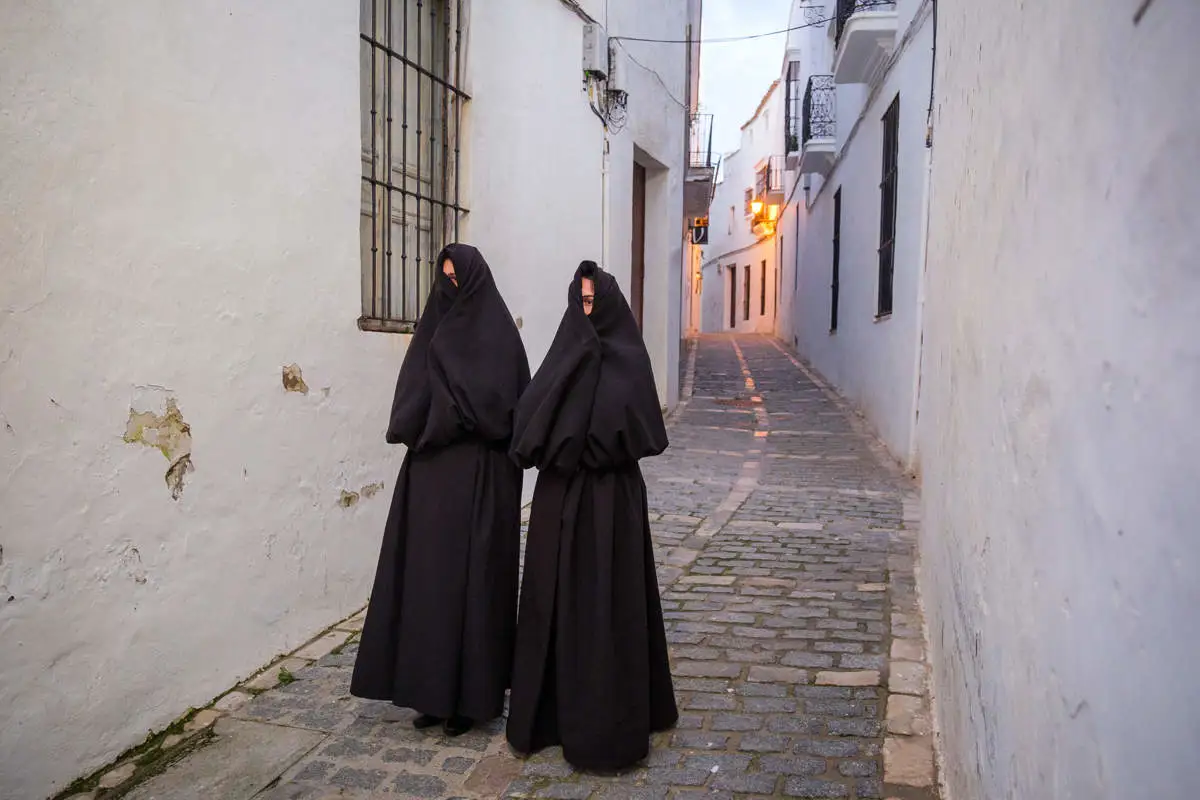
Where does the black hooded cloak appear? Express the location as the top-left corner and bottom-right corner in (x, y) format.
(505, 261), (678, 771)
(351, 244), (530, 723)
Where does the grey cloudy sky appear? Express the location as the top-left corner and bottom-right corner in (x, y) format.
(699, 0), (793, 157)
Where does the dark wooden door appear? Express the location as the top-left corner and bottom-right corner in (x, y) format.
(631, 163), (647, 329)
(728, 266), (736, 329)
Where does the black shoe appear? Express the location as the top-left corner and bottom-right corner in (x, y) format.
(444, 715), (473, 737)
(412, 714), (444, 730)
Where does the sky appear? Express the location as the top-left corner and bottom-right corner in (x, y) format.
(698, 0), (793, 157)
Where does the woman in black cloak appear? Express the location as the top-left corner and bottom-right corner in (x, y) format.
(506, 261), (678, 771)
(351, 243), (529, 737)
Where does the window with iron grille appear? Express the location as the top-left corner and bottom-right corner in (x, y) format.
(744, 188), (753, 217)
(832, 188), (842, 332)
(359, 0), (467, 333)
(877, 95), (899, 318)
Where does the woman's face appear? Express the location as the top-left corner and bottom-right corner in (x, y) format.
(442, 258), (457, 286)
(581, 276), (595, 316)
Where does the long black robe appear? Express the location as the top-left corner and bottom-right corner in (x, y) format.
(351, 244), (529, 722)
(506, 261), (678, 771)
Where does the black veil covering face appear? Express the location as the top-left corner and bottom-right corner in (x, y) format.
(506, 261), (678, 771)
(385, 243), (531, 451)
(351, 244), (530, 726)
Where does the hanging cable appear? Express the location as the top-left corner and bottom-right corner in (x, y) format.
(611, 2), (897, 44)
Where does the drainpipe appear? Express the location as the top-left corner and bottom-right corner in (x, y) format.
(602, 134), (610, 269)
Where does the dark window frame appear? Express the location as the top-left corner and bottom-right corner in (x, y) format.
(729, 265), (737, 329)
(760, 260), (767, 316)
(877, 94), (899, 318)
(775, 238), (782, 318)
(743, 265), (751, 321)
(831, 188), (842, 333)
(359, 0), (467, 333)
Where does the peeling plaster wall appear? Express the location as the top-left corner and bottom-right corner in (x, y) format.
(0, 3), (401, 797)
(918, 1), (1200, 798)
(0, 1), (696, 796)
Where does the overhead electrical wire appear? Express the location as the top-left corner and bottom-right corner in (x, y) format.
(611, 2), (896, 45)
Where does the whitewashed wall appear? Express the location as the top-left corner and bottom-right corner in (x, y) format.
(778, 0), (931, 462)
(700, 83), (782, 333)
(0, 0), (696, 796)
(473, 0), (692, 405)
(0, 4), (395, 797)
(918, 1), (1200, 798)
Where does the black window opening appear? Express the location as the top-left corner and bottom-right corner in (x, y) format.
(360, 0), (467, 332)
(728, 266), (737, 329)
(878, 95), (899, 318)
(831, 188), (841, 333)
(784, 61), (803, 153)
(760, 260), (767, 316)
(775, 239), (782, 318)
(794, 203), (801, 292)
(743, 265), (751, 321)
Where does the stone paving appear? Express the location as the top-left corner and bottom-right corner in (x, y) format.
(75, 336), (938, 800)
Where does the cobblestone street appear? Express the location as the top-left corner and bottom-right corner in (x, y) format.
(112, 336), (938, 800)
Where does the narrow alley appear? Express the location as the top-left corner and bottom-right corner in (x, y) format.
(114, 336), (936, 800)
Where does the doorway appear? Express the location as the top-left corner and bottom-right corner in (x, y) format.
(729, 266), (739, 328)
(631, 163), (647, 329)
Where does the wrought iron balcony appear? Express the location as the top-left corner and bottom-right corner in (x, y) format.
(689, 113), (716, 170)
(685, 113), (718, 217)
(802, 75), (836, 143)
(833, 0), (898, 85)
(755, 155), (786, 206)
(798, 75), (836, 176)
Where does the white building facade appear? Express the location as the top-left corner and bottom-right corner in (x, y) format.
(918, 1), (1200, 798)
(761, 0), (1200, 797)
(0, 1), (704, 796)
(773, 0), (932, 464)
(700, 82), (785, 335)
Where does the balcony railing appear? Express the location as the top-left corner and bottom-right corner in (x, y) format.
(685, 113), (719, 217)
(797, 75), (837, 176)
(755, 156), (785, 201)
(689, 113), (716, 170)
(802, 75), (836, 144)
(834, 0), (897, 48)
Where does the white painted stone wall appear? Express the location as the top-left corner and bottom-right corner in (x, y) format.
(918, 2), (1200, 798)
(701, 83), (782, 334)
(0, 1), (697, 796)
(468, 0), (693, 406)
(776, 0), (931, 462)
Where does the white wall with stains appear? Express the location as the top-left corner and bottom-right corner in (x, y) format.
(918, 1), (1200, 797)
(0, 4), (400, 797)
(0, 0), (698, 796)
